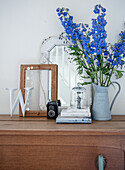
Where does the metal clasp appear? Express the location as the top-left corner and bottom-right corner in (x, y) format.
(95, 154), (107, 170)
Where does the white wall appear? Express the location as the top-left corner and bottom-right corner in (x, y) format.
(0, 0), (125, 114)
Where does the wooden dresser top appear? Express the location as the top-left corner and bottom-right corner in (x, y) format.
(0, 115), (125, 136)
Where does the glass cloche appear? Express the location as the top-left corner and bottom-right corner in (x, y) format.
(70, 83), (88, 109)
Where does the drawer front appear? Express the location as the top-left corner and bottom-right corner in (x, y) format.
(0, 145), (124, 170)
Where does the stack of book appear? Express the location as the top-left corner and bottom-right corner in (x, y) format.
(56, 107), (92, 124)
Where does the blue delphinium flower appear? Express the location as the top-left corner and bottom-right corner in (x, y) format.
(97, 25), (104, 33)
(56, 8), (60, 12)
(93, 5), (100, 14)
(97, 15), (104, 22)
(104, 51), (109, 56)
(66, 35), (70, 40)
(99, 38), (107, 48)
(112, 61), (118, 66)
(71, 32), (77, 39)
(63, 12), (67, 16)
(101, 19), (107, 27)
(91, 41), (97, 47)
(82, 42), (89, 51)
(97, 60), (100, 67)
(96, 47), (102, 55)
(92, 19), (98, 30)
(72, 40), (76, 44)
(58, 12), (62, 16)
(87, 57), (92, 64)
(88, 48), (95, 54)
(102, 31), (107, 38)
(94, 55), (98, 60)
(56, 5), (125, 86)
(101, 7), (106, 12)
(107, 54), (113, 63)
(93, 33), (100, 41)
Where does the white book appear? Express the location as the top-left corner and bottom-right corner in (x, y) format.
(61, 108), (91, 117)
(56, 115), (92, 124)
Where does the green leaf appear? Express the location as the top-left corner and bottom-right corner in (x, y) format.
(81, 82), (92, 86)
(73, 58), (78, 61)
(81, 64), (91, 70)
(77, 65), (82, 69)
(102, 69), (110, 75)
(81, 76), (90, 79)
(90, 71), (98, 75)
(115, 70), (124, 78)
(97, 67), (99, 71)
(68, 45), (82, 52)
(69, 52), (76, 55)
(90, 74), (95, 79)
(77, 68), (83, 75)
(86, 70), (91, 75)
(69, 52), (81, 56)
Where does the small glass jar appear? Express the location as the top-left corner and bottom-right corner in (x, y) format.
(70, 83), (88, 109)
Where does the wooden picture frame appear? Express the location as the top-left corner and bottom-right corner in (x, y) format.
(19, 64), (58, 117)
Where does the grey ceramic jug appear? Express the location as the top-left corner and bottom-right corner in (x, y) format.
(92, 82), (121, 120)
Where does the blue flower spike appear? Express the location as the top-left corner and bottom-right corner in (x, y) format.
(56, 5), (125, 86)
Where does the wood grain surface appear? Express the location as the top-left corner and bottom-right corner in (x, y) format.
(0, 115), (125, 170)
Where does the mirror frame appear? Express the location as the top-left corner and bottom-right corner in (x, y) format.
(40, 36), (69, 64)
(19, 64), (58, 117)
(40, 36), (76, 107)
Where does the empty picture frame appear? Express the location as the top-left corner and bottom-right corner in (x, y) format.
(19, 64), (58, 117)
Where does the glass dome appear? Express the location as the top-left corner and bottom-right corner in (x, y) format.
(70, 83), (88, 109)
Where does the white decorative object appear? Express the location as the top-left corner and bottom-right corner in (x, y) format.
(40, 36), (82, 107)
(6, 87), (33, 117)
(27, 67), (30, 71)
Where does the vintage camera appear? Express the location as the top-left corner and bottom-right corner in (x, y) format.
(47, 101), (60, 119)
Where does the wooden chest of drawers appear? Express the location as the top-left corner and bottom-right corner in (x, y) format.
(0, 115), (125, 170)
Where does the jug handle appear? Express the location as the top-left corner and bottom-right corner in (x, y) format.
(109, 81), (121, 111)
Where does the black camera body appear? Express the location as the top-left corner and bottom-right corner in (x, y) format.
(47, 101), (58, 119)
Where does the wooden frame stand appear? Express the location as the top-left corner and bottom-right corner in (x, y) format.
(19, 64), (58, 117)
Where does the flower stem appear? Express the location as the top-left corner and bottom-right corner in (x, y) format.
(106, 66), (114, 86)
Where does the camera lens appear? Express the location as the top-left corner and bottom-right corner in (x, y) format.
(49, 105), (54, 110)
(48, 110), (55, 117)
